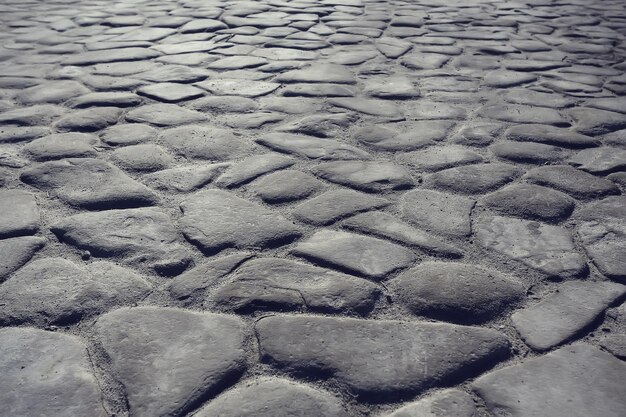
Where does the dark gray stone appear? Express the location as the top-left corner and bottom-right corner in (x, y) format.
(313, 161), (413, 192)
(481, 184), (576, 222)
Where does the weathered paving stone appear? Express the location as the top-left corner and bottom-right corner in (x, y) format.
(22, 158), (158, 209)
(568, 147), (626, 174)
(292, 189), (389, 226)
(512, 281), (626, 351)
(180, 190), (301, 253)
(214, 153), (294, 188)
(354, 120), (455, 151)
(194, 377), (349, 417)
(405, 100), (467, 120)
(0, 125), (50, 143)
(212, 257), (381, 314)
(400, 189), (474, 237)
(142, 163), (228, 193)
(390, 262), (525, 324)
(491, 140), (566, 164)
(54, 106), (122, 132)
(136, 64), (210, 83)
(159, 124), (248, 160)
(22, 132), (98, 160)
(381, 389), (477, 417)
(94, 307), (247, 417)
(313, 161), (413, 192)
(257, 132), (371, 160)
(473, 344), (626, 417)
(250, 169), (325, 203)
(524, 165), (619, 199)
(282, 83), (356, 97)
(341, 211), (463, 257)
(63, 47), (161, 65)
(425, 163), (523, 195)
(276, 63), (355, 84)
(481, 184), (576, 222)
(570, 107), (626, 136)
(476, 216), (586, 278)
(16, 80), (90, 104)
(293, 230), (416, 279)
(0, 236), (45, 282)
(397, 145), (483, 171)
(197, 79), (280, 97)
(0, 328), (107, 417)
(0, 257), (151, 325)
(363, 76), (420, 99)
(0, 190), (39, 238)
(168, 252), (253, 303)
(450, 123), (500, 147)
(503, 88), (575, 108)
(51, 208), (191, 275)
(479, 104), (568, 126)
(100, 123), (157, 146)
(111, 144), (175, 172)
(328, 97), (403, 118)
(137, 82), (204, 102)
(126, 103), (207, 126)
(256, 315), (510, 400)
(505, 124), (599, 148)
(67, 92), (143, 108)
(276, 112), (356, 138)
(190, 96), (259, 113)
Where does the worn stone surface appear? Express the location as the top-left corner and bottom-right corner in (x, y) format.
(313, 161), (413, 192)
(256, 315), (510, 399)
(481, 184), (576, 222)
(0, 236), (45, 282)
(0, 190), (39, 238)
(474, 344), (626, 417)
(293, 189), (389, 226)
(400, 189), (474, 237)
(382, 389), (477, 417)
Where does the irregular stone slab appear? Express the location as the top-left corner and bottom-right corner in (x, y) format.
(0, 258), (151, 325)
(398, 145), (483, 171)
(180, 190), (301, 253)
(0, 236), (45, 281)
(212, 258), (381, 314)
(577, 220), (626, 282)
(570, 107), (626, 136)
(276, 112), (356, 138)
(491, 140), (565, 164)
(67, 92), (143, 108)
(400, 189), (474, 237)
(214, 153), (294, 188)
(16, 80), (90, 104)
(382, 389), (476, 417)
(208, 55), (268, 70)
(0, 190), (39, 238)
(293, 230), (416, 279)
(137, 82), (204, 102)
(0, 328), (107, 417)
(354, 120), (455, 151)
(159, 124), (247, 160)
(328, 97), (403, 118)
(250, 169), (325, 203)
(194, 377), (349, 417)
(137, 64), (211, 83)
(282, 83), (356, 97)
(142, 163), (227, 192)
(473, 344), (626, 417)
(390, 262), (525, 324)
(505, 124), (599, 148)
(425, 163), (523, 194)
(401, 53), (450, 70)
(341, 212), (462, 257)
(276, 63), (355, 84)
(481, 184), (575, 222)
(483, 71), (537, 88)
(313, 161), (413, 192)
(51, 208), (191, 275)
(503, 88), (575, 108)
(600, 334), (626, 359)
(293, 189), (389, 226)
(0, 104), (66, 126)
(476, 216), (586, 278)
(449, 122), (499, 147)
(512, 281), (625, 350)
(21, 158), (158, 209)
(257, 132), (371, 160)
(111, 144), (175, 172)
(479, 104), (567, 126)
(0, 125), (50, 143)
(363, 76), (420, 99)
(55, 107), (122, 132)
(405, 100), (466, 120)
(190, 96), (259, 113)
(168, 252), (253, 303)
(256, 315), (509, 399)
(524, 165), (619, 199)
(23, 132), (98, 161)
(196, 79), (280, 97)
(375, 37), (412, 58)
(126, 103), (206, 126)
(64, 47), (160, 65)
(95, 307), (247, 417)
(568, 147), (626, 174)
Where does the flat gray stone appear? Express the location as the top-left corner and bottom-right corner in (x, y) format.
(23, 132), (98, 161)
(512, 281), (626, 350)
(196, 79), (280, 97)
(137, 82), (204, 102)
(111, 144), (175, 172)
(292, 189), (389, 226)
(214, 153), (294, 188)
(100, 123), (156, 145)
(250, 169), (325, 203)
(0, 190), (39, 238)
(473, 344), (626, 417)
(194, 377), (349, 417)
(476, 216), (586, 278)
(0, 258), (151, 325)
(293, 230), (416, 279)
(257, 132), (371, 160)
(391, 262), (525, 323)
(256, 315), (509, 399)
(400, 189), (474, 237)
(425, 163), (523, 194)
(382, 389), (476, 417)
(0, 328), (107, 417)
(524, 165), (619, 199)
(51, 208), (191, 275)
(180, 190), (301, 253)
(570, 107), (626, 136)
(94, 307), (247, 417)
(159, 124), (248, 160)
(212, 257), (381, 314)
(491, 140), (566, 164)
(505, 124), (598, 148)
(568, 147), (626, 174)
(398, 145), (483, 171)
(481, 184), (576, 222)
(126, 103), (206, 126)
(21, 158), (158, 209)
(313, 161), (413, 192)
(0, 236), (45, 282)
(354, 121), (455, 151)
(142, 163), (228, 192)
(276, 63), (355, 84)
(54, 107), (122, 132)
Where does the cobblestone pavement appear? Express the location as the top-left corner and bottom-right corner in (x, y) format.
(1, 0), (626, 416)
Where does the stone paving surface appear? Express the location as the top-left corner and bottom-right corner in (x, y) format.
(0, 0), (625, 416)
